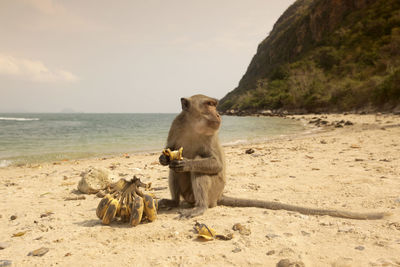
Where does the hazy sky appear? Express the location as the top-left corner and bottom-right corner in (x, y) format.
(0, 0), (295, 113)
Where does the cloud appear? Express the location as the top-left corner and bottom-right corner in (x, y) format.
(0, 54), (78, 83)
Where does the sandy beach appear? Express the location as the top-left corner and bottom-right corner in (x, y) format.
(1, 113), (399, 267)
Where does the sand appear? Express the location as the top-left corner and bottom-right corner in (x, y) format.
(0, 113), (400, 267)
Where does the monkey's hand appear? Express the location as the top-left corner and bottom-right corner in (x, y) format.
(159, 153), (170, 166)
(169, 159), (191, 172)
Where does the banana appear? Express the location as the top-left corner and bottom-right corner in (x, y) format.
(96, 193), (114, 219)
(126, 194), (133, 221)
(102, 198), (119, 225)
(115, 196), (121, 218)
(162, 147), (183, 161)
(117, 202), (122, 218)
(155, 198), (159, 210)
(111, 178), (129, 192)
(143, 194), (157, 222)
(120, 194), (131, 222)
(130, 195), (144, 226)
(119, 204), (128, 222)
(176, 147), (184, 160)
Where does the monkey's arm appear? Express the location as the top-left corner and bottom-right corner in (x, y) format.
(169, 157), (222, 174)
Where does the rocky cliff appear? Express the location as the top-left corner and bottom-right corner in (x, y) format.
(219, 0), (400, 114)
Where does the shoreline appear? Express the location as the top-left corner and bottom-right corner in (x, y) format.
(1, 113), (400, 266)
(0, 112), (391, 169)
(0, 115), (312, 168)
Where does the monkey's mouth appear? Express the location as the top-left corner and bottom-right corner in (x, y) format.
(207, 120), (221, 130)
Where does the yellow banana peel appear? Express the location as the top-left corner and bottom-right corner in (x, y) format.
(194, 222), (233, 241)
(162, 147), (184, 160)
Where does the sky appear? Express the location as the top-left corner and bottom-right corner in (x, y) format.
(0, 0), (295, 113)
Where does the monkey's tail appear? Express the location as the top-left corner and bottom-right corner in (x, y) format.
(218, 195), (391, 220)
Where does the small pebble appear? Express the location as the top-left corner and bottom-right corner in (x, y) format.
(232, 223), (251, 236)
(0, 260), (12, 267)
(266, 233), (280, 240)
(10, 215), (17, 221)
(232, 247), (241, 253)
(266, 250), (275, 255)
(355, 245), (365, 251)
(245, 148), (255, 154)
(40, 211), (53, 218)
(12, 231), (26, 237)
(28, 247), (49, 256)
(0, 243), (10, 250)
(279, 247), (295, 256)
(301, 231), (310, 236)
(276, 258), (305, 267)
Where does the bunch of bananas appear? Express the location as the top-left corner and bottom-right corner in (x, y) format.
(96, 176), (158, 226)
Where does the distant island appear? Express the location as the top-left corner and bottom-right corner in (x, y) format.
(60, 108), (81, 113)
(218, 0), (400, 115)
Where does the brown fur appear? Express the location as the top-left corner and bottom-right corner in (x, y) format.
(159, 94), (389, 220)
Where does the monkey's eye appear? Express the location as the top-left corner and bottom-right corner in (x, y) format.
(206, 101), (216, 107)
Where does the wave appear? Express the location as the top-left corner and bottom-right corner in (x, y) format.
(0, 117), (39, 121)
(0, 160), (12, 168)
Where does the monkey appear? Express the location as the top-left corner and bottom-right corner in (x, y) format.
(158, 94), (225, 218)
(158, 94), (389, 220)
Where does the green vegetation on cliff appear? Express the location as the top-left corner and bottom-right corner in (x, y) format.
(219, 0), (400, 113)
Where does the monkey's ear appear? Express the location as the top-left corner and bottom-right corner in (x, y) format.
(181, 98), (190, 111)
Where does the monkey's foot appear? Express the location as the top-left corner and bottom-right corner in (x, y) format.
(157, 199), (179, 210)
(178, 207), (206, 219)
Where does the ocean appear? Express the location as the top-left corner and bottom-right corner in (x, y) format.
(0, 113), (308, 167)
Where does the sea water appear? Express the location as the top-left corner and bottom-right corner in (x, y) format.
(0, 113), (307, 166)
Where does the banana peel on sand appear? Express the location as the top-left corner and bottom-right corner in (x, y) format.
(194, 222), (233, 241)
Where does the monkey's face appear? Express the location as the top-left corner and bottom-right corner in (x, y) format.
(182, 95), (221, 136)
(197, 98), (221, 136)
(194, 109), (221, 136)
